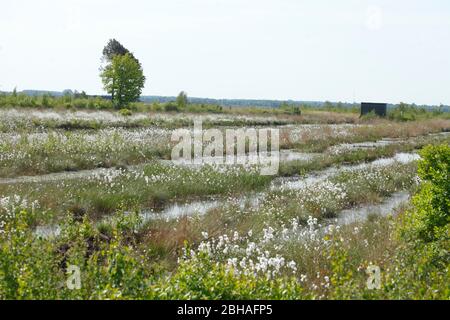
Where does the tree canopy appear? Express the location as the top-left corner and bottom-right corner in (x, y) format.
(100, 53), (146, 108)
(100, 39), (145, 108)
(102, 39), (136, 62)
(176, 91), (188, 109)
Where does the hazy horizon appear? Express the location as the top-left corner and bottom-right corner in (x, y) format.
(1, 0), (450, 105)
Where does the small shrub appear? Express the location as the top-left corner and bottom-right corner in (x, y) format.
(119, 108), (132, 117)
(164, 103), (179, 112)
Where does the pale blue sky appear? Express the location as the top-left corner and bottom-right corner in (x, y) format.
(1, 0), (449, 105)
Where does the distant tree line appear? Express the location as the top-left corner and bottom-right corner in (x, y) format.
(1, 90), (449, 116)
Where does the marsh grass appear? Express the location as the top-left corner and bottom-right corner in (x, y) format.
(279, 133), (448, 176)
(127, 161), (418, 272)
(281, 118), (450, 153)
(0, 163), (272, 223)
(0, 107), (449, 299)
(1, 132), (446, 225)
(0, 155), (447, 299)
(0, 128), (173, 177)
(0, 106), (448, 178)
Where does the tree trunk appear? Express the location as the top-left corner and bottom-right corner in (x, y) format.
(111, 78), (115, 103)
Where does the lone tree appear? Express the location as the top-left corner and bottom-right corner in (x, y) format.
(176, 91), (188, 109)
(100, 39), (145, 107)
(101, 53), (146, 108)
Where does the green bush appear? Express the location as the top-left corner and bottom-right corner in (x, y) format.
(384, 144), (450, 299)
(388, 103), (430, 121)
(360, 110), (380, 121)
(164, 102), (179, 112)
(401, 144), (450, 242)
(0, 210), (62, 299)
(279, 102), (302, 115)
(119, 108), (133, 117)
(0, 93), (115, 110)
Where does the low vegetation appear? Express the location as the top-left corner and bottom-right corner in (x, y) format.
(0, 104), (448, 300)
(0, 145), (448, 299)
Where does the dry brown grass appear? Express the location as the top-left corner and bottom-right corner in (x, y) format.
(280, 118), (450, 152)
(301, 110), (359, 124)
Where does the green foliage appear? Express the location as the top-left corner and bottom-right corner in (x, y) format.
(176, 91), (188, 109)
(42, 94), (51, 108)
(401, 144), (450, 242)
(119, 108), (132, 117)
(279, 102), (302, 115)
(382, 144), (450, 299)
(315, 101), (359, 113)
(326, 242), (359, 299)
(102, 39), (133, 62)
(101, 53), (146, 108)
(0, 210), (62, 299)
(418, 144), (450, 191)
(147, 251), (306, 300)
(0, 206), (151, 299)
(0, 208), (305, 300)
(164, 102), (179, 112)
(360, 110), (380, 121)
(382, 232), (450, 299)
(0, 93), (114, 110)
(388, 102), (434, 122)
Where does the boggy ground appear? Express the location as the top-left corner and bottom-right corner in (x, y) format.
(0, 108), (449, 299)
